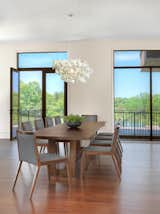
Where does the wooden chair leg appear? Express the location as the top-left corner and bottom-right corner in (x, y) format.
(66, 161), (71, 186)
(29, 166), (40, 200)
(40, 146), (43, 153)
(64, 143), (68, 156)
(12, 161), (23, 191)
(80, 152), (85, 181)
(112, 155), (121, 180)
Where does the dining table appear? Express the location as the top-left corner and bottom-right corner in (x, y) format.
(35, 121), (105, 179)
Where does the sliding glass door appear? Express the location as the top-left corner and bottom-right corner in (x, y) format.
(46, 73), (66, 117)
(114, 50), (160, 139)
(114, 68), (150, 137)
(152, 69), (160, 137)
(10, 68), (20, 139)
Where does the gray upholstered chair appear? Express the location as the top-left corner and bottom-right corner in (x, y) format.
(34, 118), (45, 130)
(80, 115), (98, 148)
(54, 116), (69, 156)
(82, 114), (98, 122)
(54, 116), (62, 125)
(34, 118), (48, 152)
(90, 125), (123, 155)
(45, 117), (54, 128)
(12, 130), (71, 199)
(21, 121), (33, 132)
(80, 127), (121, 180)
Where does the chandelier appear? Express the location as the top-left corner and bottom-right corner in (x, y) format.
(53, 59), (93, 83)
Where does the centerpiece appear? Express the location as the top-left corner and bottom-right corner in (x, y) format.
(64, 114), (84, 128)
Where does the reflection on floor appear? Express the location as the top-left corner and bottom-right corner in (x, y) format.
(0, 139), (160, 214)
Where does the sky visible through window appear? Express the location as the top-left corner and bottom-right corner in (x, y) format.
(114, 51), (160, 98)
(18, 52), (68, 93)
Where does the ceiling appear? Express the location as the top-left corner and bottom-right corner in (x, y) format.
(0, 0), (160, 42)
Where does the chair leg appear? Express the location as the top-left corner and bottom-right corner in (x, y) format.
(64, 143), (68, 156)
(40, 146), (43, 153)
(12, 161), (23, 191)
(112, 155), (121, 180)
(66, 161), (71, 186)
(80, 152), (85, 181)
(29, 166), (40, 200)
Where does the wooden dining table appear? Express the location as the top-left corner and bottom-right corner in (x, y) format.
(35, 121), (105, 178)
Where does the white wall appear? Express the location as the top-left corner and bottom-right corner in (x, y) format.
(1, 39), (160, 138)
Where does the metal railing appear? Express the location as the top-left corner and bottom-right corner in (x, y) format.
(115, 111), (160, 137)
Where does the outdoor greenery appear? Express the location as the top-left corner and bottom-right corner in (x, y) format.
(115, 93), (160, 127)
(12, 80), (64, 124)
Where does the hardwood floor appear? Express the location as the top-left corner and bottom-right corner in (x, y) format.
(0, 139), (160, 214)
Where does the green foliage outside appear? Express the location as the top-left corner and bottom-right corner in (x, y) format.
(115, 93), (160, 127)
(12, 80), (64, 124)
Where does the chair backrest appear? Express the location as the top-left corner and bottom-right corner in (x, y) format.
(82, 114), (98, 122)
(45, 117), (54, 127)
(34, 118), (45, 130)
(112, 127), (119, 149)
(16, 130), (38, 165)
(21, 121), (33, 132)
(54, 116), (61, 125)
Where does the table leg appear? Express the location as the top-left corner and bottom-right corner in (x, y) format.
(70, 141), (81, 177)
(47, 139), (57, 183)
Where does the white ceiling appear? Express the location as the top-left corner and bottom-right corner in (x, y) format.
(0, 0), (160, 42)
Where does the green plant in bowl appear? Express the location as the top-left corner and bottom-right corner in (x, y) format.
(64, 114), (84, 128)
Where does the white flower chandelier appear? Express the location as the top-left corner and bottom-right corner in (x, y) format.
(53, 59), (93, 83)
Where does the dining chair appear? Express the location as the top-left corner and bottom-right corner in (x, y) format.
(34, 118), (45, 130)
(82, 114), (98, 122)
(21, 121), (33, 132)
(80, 127), (121, 180)
(12, 130), (71, 199)
(54, 116), (62, 125)
(80, 114), (98, 148)
(54, 116), (68, 156)
(34, 118), (48, 152)
(91, 124), (123, 154)
(45, 117), (54, 128)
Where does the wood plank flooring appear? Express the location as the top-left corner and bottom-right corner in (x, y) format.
(0, 139), (160, 214)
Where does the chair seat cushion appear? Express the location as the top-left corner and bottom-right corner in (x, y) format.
(39, 153), (66, 163)
(91, 139), (112, 146)
(97, 132), (113, 136)
(95, 135), (113, 140)
(37, 139), (48, 145)
(83, 146), (112, 152)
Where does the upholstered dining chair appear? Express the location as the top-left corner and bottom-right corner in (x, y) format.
(80, 115), (98, 148)
(12, 130), (71, 199)
(54, 116), (68, 156)
(54, 116), (62, 125)
(34, 119), (48, 152)
(34, 118), (45, 130)
(21, 121), (33, 132)
(91, 124), (123, 155)
(80, 127), (121, 180)
(82, 115), (123, 153)
(45, 117), (54, 128)
(82, 114), (98, 122)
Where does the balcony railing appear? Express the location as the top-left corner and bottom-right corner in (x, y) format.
(115, 111), (160, 137)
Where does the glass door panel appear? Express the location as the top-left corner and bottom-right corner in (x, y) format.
(19, 71), (42, 124)
(46, 73), (65, 117)
(10, 68), (19, 139)
(114, 68), (150, 136)
(152, 69), (160, 137)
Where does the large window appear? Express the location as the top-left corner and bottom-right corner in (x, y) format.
(10, 52), (68, 139)
(114, 50), (160, 139)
